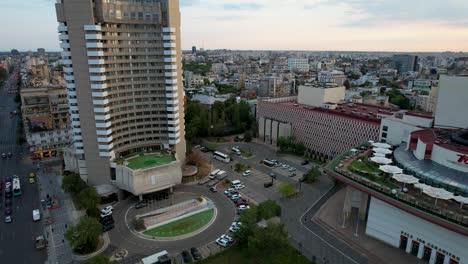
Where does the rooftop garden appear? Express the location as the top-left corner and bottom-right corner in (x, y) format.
(125, 152), (176, 170)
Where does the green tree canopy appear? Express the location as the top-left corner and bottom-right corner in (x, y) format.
(257, 200), (281, 221)
(65, 216), (102, 254)
(78, 187), (100, 211)
(62, 173), (87, 195)
(304, 167), (321, 183)
(278, 183), (297, 198)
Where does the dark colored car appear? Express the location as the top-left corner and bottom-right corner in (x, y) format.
(102, 224), (114, 232)
(100, 217), (115, 225)
(5, 189), (12, 198)
(4, 207), (12, 215)
(181, 250), (192, 263)
(190, 247), (201, 261)
(200, 146), (209, 152)
(301, 160), (309, 165)
(5, 199), (12, 206)
(264, 182), (273, 188)
(135, 201), (148, 209)
(5, 176), (11, 183)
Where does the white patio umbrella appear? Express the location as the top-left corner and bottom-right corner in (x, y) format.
(372, 142), (392, 149)
(379, 165), (403, 174)
(373, 148), (393, 155)
(414, 183), (431, 193)
(392, 174), (419, 188)
(371, 156), (393, 165)
(423, 186), (454, 206)
(372, 153), (386, 157)
(452, 195), (468, 209)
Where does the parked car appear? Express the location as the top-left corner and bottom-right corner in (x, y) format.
(1, 153), (6, 158)
(210, 186), (217, 193)
(238, 205), (250, 211)
(4, 207), (12, 216)
(242, 170), (252, 177)
(301, 160), (309, 165)
(5, 199), (12, 206)
(4, 215), (12, 223)
(220, 234), (234, 243)
(190, 247), (201, 261)
(181, 250), (192, 263)
(288, 167), (297, 172)
(100, 206), (113, 214)
(100, 211), (112, 218)
(289, 172), (297, 177)
(269, 173), (277, 179)
(264, 182), (273, 188)
(29, 177), (35, 184)
(234, 184), (245, 190)
(102, 224), (114, 232)
(230, 194), (241, 200)
(281, 164), (289, 169)
(7, 152), (12, 158)
(135, 201), (148, 209)
(216, 238), (229, 248)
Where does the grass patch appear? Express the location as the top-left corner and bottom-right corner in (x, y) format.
(349, 157), (381, 175)
(126, 153), (175, 170)
(240, 149), (252, 158)
(143, 209), (214, 237)
(199, 245), (248, 264)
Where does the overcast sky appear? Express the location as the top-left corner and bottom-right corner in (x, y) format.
(1, 0), (468, 52)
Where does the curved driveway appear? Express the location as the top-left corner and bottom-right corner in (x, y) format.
(108, 185), (237, 255)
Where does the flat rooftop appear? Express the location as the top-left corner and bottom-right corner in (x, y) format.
(412, 128), (468, 154)
(126, 153), (176, 170)
(276, 100), (398, 123)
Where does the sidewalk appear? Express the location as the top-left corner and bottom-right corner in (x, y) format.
(313, 188), (422, 264)
(37, 165), (84, 264)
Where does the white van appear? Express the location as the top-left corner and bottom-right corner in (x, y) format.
(231, 147), (241, 155)
(33, 209), (41, 221)
(210, 169), (221, 179)
(231, 180), (242, 186)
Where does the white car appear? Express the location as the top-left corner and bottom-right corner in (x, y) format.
(32, 209), (41, 221)
(238, 205), (250, 211)
(216, 238), (229, 247)
(220, 234), (234, 243)
(288, 167), (297, 172)
(230, 194), (241, 200)
(229, 221), (242, 232)
(234, 184), (245, 190)
(100, 210), (112, 218)
(242, 170), (252, 177)
(281, 164), (290, 169)
(224, 188), (235, 195)
(100, 205), (113, 214)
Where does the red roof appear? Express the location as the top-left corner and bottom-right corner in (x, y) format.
(412, 129), (468, 154)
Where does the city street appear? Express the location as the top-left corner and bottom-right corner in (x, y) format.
(0, 66), (47, 264)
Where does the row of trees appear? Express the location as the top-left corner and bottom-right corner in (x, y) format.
(62, 172), (103, 255)
(185, 97), (254, 140)
(277, 136), (306, 156)
(386, 88), (413, 109)
(233, 200), (311, 264)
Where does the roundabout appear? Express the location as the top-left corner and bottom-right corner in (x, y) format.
(108, 185), (237, 256)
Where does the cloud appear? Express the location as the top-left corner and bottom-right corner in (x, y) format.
(223, 3), (263, 10)
(306, 0), (468, 28)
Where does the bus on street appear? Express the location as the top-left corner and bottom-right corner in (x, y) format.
(12, 175), (21, 197)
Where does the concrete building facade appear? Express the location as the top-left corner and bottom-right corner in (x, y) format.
(56, 0), (186, 196)
(434, 75), (468, 129)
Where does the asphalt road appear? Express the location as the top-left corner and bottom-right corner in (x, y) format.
(0, 66), (46, 264)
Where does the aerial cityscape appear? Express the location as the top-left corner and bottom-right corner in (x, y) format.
(0, 1), (467, 264)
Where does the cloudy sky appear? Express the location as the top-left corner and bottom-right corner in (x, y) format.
(1, 0), (468, 52)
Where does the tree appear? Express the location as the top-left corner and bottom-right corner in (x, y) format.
(277, 136), (292, 152)
(65, 216), (102, 254)
(62, 173), (87, 195)
(84, 255), (114, 264)
(79, 187), (100, 211)
(235, 205), (258, 246)
(343, 79), (351, 90)
(294, 143), (306, 156)
(378, 78), (389, 86)
(257, 200), (281, 221)
(247, 223), (292, 264)
(278, 183), (297, 198)
(244, 130), (253, 142)
(304, 167), (321, 183)
(134, 217), (146, 231)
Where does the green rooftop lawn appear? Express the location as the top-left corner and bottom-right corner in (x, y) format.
(350, 158), (381, 175)
(143, 209), (214, 237)
(126, 153), (175, 170)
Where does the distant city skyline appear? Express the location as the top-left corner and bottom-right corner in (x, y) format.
(1, 0), (468, 52)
